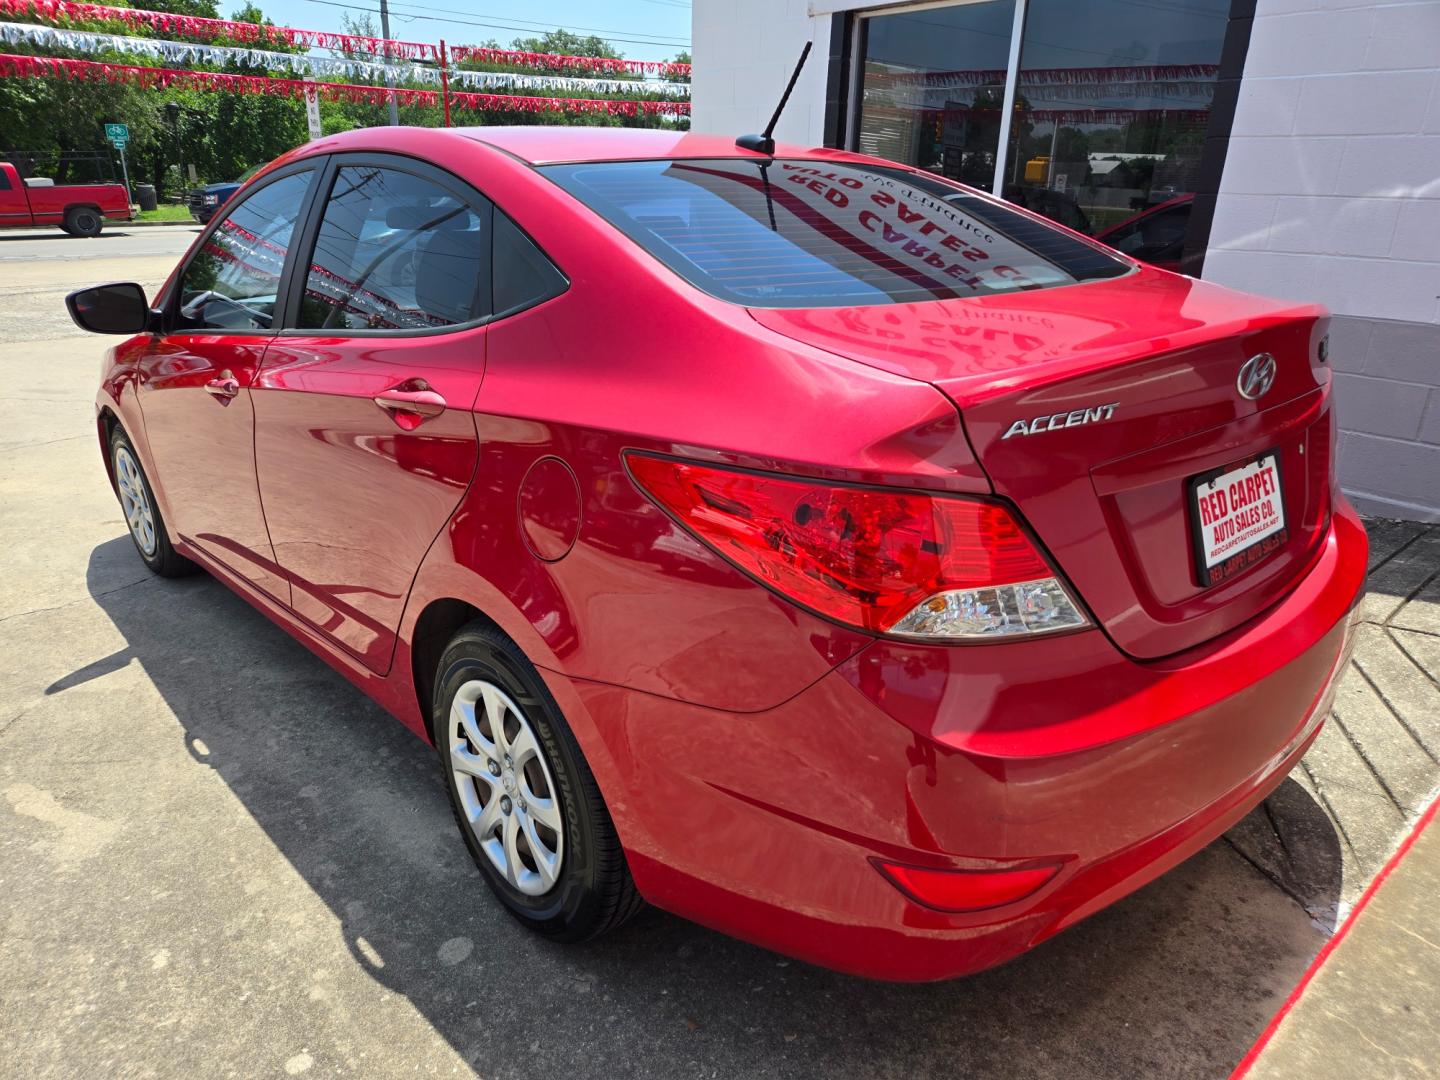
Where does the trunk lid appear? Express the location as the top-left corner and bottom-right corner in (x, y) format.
(749, 269), (1336, 658)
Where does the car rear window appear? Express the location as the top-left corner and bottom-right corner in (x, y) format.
(540, 158), (1128, 308)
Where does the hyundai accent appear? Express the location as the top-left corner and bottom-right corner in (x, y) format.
(68, 126), (1366, 981)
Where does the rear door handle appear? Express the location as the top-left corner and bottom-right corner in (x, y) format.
(374, 386), (447, 425)
(204, 372), (240, 402)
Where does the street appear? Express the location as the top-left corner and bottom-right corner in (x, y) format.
(1, 226), (1438, 1079)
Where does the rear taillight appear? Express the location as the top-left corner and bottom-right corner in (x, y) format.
(626, 454), (1088, 640)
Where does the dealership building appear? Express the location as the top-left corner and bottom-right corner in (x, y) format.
(693, 0), (1440, 521)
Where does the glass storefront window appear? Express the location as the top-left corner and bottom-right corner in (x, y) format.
(853, 0), (1018, 192)
(1007, 0), (1228, 264)
(849, 0), (1231, 271)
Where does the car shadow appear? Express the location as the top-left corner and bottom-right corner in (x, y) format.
(79, 537), (1343, 1079)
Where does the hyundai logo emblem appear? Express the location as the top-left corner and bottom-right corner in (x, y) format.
(1237, 353), (1276, 401)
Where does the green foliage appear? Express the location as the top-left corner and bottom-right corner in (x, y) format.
(509, 30), (622, 61)
(0, 4), (691, 196)
(664, 50), (691, 84)
(0, 63), (162, 182)
(144, 0), (221, 16)
(230, 3), (267, 24)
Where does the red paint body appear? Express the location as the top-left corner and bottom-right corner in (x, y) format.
(94, 127), (1366, 981)
(0, 162), (130, 229)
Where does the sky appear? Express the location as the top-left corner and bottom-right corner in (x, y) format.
(257, 0), (692, 63)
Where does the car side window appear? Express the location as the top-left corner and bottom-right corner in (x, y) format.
(298, 165), (490, 332)
(1110, 204), (1190, 262)
(0, 170), (10, 191)
(492, 210), (567, 316)
(176, 170), (312, 332)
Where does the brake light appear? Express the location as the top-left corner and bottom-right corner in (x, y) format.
(626, 454), (1088, 640)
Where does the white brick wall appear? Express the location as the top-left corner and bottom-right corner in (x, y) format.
(691, 0), (830, 148)
(1205, 0), (1440, 520)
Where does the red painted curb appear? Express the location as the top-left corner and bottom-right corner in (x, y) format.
(1230, 793), (1440, 1079)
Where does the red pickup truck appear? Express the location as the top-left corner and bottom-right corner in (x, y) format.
(0, 162), (132, 236)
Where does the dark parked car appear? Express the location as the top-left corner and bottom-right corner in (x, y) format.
(187, 164), (262, 224)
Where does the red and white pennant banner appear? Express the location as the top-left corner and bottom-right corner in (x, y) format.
(0, 52), (692, 116)
(869, 63), (1222, 88)
(0, 0), (694, 78)
(449, 44), (690, 80)
(0, 0), (439, 59)
(0, 21), (690, 96)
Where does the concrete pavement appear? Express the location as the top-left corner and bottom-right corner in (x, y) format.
(1, 227), (1438, 1078)
(1240, 805), (1440, 1080)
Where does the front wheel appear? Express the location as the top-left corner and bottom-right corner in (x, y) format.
(432, 622), (643, 943)
(109, 427), (196, 577)
(62, 207), (103, 238)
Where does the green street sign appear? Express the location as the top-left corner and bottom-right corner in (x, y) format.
(111, 138), (128, 150)
(104, 122), (129, 141)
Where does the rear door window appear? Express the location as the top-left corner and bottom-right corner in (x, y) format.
(492, 210), (567, 317)
(1104, 203), (1191, 264)
(298, 164), (490, 332)
(542, 158), (1128, 308)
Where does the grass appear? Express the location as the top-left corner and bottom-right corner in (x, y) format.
(133, 203), (193, 223)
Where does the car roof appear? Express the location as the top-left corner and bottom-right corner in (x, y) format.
(451, 126), (846, 166)
(275, 125), (898, 184)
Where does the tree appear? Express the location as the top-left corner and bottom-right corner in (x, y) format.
(230, 2), (269, 23)
(510, 29), (623, 61)
(144, 0), (221, 17)
(338, 11), (380, 60)
(664, 49), (690, 84)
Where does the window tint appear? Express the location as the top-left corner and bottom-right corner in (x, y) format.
(0, 169), (10, 191)
(492, 211), (566, 315)
(299, 165), (489, 332)
(542, 158), (1126, 309)
(176, 170), (311, 331)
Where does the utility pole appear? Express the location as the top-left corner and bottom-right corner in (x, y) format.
(378, 0), (399, 126)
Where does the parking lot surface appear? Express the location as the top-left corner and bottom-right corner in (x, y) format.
(2, 227), (1438, 1078)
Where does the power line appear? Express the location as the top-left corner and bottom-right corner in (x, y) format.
(300, 0), (691, 48)
(382, 0), (690, 41)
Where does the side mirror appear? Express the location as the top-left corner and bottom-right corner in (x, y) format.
(65, 282), (154, 335)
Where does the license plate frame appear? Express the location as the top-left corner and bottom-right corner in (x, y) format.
(1188, 449), (1289, 588)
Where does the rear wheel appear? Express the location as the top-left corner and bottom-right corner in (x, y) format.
(63, 207), (103, 238)
(109, 427), (196, 577)
(432, 622), (642, 942)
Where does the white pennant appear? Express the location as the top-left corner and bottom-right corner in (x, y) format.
(0, 21), (689, 97)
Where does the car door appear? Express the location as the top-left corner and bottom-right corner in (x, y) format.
(135, 164), (320, 603)
(251, 156), (496, 674)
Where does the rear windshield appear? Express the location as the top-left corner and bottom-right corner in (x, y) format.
(541, 158), (1129, 308)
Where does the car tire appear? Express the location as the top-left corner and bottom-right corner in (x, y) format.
(63, 207), (103, 238)
(432, 622), (643, 943)
(109, 427), (197, 578)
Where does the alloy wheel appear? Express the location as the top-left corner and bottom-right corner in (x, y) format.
(448, 679), (564, 896)
(114, 445), (157, 556)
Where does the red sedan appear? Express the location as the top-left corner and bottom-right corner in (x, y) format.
(67, 127), (1365, 981)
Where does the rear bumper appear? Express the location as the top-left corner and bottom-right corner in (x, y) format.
(550, 499), (1367, 981)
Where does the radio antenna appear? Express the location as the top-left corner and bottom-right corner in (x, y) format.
(736, 41), (813, 156)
